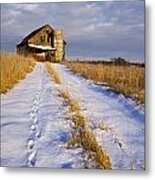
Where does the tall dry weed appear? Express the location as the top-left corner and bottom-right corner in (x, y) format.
(64, 62), (144, 104)
(0, 52), (35, 94)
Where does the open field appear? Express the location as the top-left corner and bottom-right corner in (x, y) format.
(1, 0), (145, 170)
(1, 59), (144, 169)
(64, 61), (144, 104)
(0, 52), (35, 94)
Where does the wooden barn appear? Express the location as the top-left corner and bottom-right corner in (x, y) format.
(16, 24), (66, 62)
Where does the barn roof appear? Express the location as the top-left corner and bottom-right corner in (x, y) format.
(17, 24), (66, 46)
(17, 24), (52, 46)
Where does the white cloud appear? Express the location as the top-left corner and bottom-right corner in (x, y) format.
(1, 1), (144, 61)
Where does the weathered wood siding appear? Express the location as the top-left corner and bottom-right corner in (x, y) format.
(28, 25), (54, 47)
(17, 44), (30, 57)
(16, 25), (66, 62)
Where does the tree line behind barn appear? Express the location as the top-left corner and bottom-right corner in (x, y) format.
(67, 57), (144, 68)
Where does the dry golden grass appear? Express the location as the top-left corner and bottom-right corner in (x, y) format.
(0, 52), (35, 94)
(46, 62), (61, 84)
(58, 89), (81, 113)
(58, 88), (111, 169)
(64, 62), (144, 104)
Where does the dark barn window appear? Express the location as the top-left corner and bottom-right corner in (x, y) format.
(40, 35), (45, 43)
(50, 32), (54, 47)
(48, 35), (50, 43)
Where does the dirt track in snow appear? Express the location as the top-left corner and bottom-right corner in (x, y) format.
(1, 62), (145, 169)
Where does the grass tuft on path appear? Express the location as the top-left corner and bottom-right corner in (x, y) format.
(46, 63), (112, 169)
(58, 88), (112, 169)
(46, 62), (61, 84)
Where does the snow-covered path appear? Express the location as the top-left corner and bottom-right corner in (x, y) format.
(54, 64), (145, 170)
(1, 62), (145, 169)
(1, 63), (83, 168)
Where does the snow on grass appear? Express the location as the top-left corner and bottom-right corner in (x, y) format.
(53, 63), (145, 170)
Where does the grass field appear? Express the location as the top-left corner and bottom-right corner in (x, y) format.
(0, 52), (35, 94)
(64, 62), (144, 104)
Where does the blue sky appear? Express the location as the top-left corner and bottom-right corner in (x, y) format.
(1, 1), (144, 62)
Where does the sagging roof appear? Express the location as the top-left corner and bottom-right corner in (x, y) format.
(17, 24), (52, 46)
(17, 24), (67, 46)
